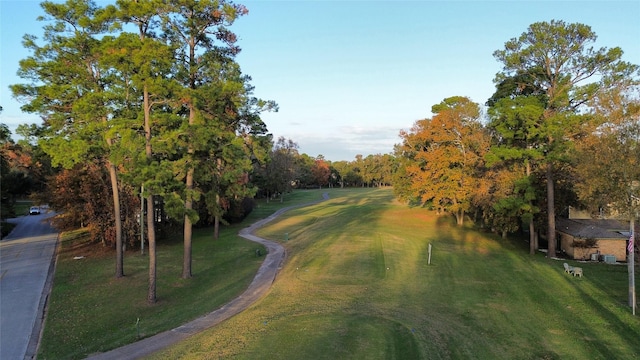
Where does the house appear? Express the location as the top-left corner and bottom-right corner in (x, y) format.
(556, 218), (630, 262)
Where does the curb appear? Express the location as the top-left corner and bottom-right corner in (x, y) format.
(24, 231), (59, 360)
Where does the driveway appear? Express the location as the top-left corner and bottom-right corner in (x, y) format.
(0, 211), (58, 360)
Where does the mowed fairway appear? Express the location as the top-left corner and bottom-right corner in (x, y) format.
(150, 188), (640, 359)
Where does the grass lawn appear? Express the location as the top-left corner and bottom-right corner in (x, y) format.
(15, 200), (34, 216)
(37, 190), (328, 359)
(149, 187), (640, 360)
(1, 200), (32, 237)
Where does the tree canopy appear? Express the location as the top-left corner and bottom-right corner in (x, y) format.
(395, 96), (489, 225)
(492, 19), (639, 257)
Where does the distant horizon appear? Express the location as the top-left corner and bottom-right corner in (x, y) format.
(2, 0), (639, 162)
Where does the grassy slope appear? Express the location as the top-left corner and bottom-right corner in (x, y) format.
(38, 190), (327, 359)
(150, 188), (640, 360)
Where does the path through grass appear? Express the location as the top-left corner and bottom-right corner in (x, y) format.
(151, 188), (640, 359)
(38, 190), (328, 359)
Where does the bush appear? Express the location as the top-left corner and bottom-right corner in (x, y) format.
(223, 196), (255, 223)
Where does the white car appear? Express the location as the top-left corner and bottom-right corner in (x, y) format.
(29, 206), (40, 215)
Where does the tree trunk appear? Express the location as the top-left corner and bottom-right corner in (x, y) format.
(146, 195), (157, 304)
(182, 97), (196, 279)
(140, 185), (145, 255)
(529, 219), (536, 255)
(183, 166), (193, 279)
(182, 188), (193, 279)
(143, 86), (157, 304)
(107, 160), (124, 278)
(456, 209), (464, 226)
(104, 111), (124, 277)
(546, 163), (557, 258)
(182, 27), (198, 280)
(527, 159), (536, 256)
(213, 193), (220, 240)
(214, 215), (220, 240)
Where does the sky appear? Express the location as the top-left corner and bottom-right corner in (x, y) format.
(1, 1), (639, 162)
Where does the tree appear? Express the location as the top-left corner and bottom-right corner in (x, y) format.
(395, 96), (489, 225)
(574, 84), (640, 310)
(342, 157), (365, 187)
(10, 0), (273, 304)
(159, 0), (248, 279)
(486, 94), (545, 251)
(493, 20), (638, 257)
(0, 123), (16, 219)
(108, 0), (180, 303)
(45, 162), (140, 247)
(295, 153), (316, 188)
(574, 85), (640, 217)
(194, 64), (274, 238)
(353, 154), (365, 187)
(331, 160), (350, 188)
(262, 137), (299, 201)
(360, 155), (376, 187)
(311, 156), (330, 189)
(11, 0), (127, 277)
(361, 154), (396, 187)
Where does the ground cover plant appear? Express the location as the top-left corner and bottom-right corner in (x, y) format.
(38, 190), (327, 359)
(150, 188), (640, 359)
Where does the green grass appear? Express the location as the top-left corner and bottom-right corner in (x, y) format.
(149, 188), (640, 360)
(37, 190), (329, 360)
(15, 200), (33, 216)
(1, 201), (31, 237)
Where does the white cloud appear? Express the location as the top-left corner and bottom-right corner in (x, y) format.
(273, 124), (405, 162)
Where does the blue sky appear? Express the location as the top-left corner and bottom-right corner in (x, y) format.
(2, 1), (639, 161)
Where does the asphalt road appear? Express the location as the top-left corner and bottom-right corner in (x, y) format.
(0, 210), (58, 360)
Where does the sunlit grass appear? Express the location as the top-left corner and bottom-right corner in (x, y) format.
(150, 187), (640, 360)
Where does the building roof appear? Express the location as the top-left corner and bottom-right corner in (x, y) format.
(556, 218), (629, 240)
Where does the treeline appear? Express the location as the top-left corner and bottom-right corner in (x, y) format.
(0, 129), (394, 239)
(256, 136), (395, 201)
(394, 21), (640, 259)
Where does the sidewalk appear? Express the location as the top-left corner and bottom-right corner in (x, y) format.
(85, 193), (328, 360)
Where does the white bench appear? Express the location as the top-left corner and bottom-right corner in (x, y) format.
(563, 263), (583, 277)
(563, 263), (573, 274)
(572, 267), (583, 277)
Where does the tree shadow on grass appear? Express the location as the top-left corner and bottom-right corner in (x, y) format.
(565, 274), (640, 357)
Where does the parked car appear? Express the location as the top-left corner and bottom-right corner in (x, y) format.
(29, 206), (40, 215)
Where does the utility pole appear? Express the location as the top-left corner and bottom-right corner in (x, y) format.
(629, 220), (635, 315)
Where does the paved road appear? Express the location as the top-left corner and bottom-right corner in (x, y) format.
(0, 211), (58, 360)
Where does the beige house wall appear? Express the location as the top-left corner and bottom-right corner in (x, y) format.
(559, 233), (627, 261)
(559, 234), (590, 260)
(560, 233), (576, 258)
(598, 240), (627, 261)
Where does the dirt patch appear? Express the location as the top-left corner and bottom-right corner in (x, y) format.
(59, 234), (116, 259)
